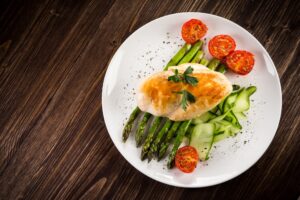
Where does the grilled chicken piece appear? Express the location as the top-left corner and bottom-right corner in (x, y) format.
(137, 63), (232, 121)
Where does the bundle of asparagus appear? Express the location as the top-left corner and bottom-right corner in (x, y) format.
(122, 41), (225, 168)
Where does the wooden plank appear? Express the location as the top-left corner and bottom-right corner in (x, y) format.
(0, 0), (299, 199)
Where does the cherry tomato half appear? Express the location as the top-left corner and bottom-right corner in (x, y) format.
(175, 146), (198, 173)
(226, 50), (255, 75)
(209, 35), (236, 59)
(181, 19), (208, 44)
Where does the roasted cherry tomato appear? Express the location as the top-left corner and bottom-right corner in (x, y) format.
(226, 50), (255, 75)
(175, 146), (198, 173)
(208, 35), (236, 59)
(181, 19), (208, 44)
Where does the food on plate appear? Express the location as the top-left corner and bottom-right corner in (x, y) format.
(141, 116), (162, 159)
(167, 120), (192, 168)
(158, 121), (181, 159)
(164, 43), (192, 70)
(190, 123), (215, 161)
(208, 35), (236, 59)
(135, 112), (151, 146)
(216, 64), (227, 74)
(175, 146), (198, 173)
(147, 119), (173, 159)
(191, 50), (204, 63)
(178, 41), (203, 65)
(122, 18), (257, 173)
(226, 50), (255, 75)
(122, 106), (141, 142)
(208, 35), (255, 75)
(207, 58), (221, 71)
(137, 63), (232, 121)
(181, 19), (208, 44)
(190, 85), (256, 161)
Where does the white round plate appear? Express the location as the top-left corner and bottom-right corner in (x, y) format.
(102, 12), (282, 187)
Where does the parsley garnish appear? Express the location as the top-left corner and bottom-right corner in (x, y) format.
(168, 66), (198, 86)
(168, 69), (181, 83)
(173, 90), (196, 111)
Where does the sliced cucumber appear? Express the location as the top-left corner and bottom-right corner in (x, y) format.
(225, 111), (242, 129)
(190, 123), (215, 161)
(235, 112), (246, 120)
(217, 120), (241, 135)
(209, 109), (231, 123)
(232, 86), (257, 113)
(214, 131), (231, 143)
(222, 92), (238, 113)
(189, 86), (256, 148)
(213, 119), (241, 143)
(217, 86), (241, 113)
(217, 99), (225, 113)
(192, 112), (217, 124)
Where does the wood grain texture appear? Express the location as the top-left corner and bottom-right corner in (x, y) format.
(0, 0), (299, 199)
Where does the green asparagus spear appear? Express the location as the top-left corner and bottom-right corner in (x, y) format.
(207, 58), (221, 70)
(122, 107), (141, 142)
(148, 119), (173, 158)
(141, 117), (162, 160)
(200, 58), (209, 66)
(191, 50), (204, 63)
(167, 120), (192, 168)
(158, 121), (181, 159)
(216, 64), (227, 74)
(178, 41), (203, 65)
(185, 125), (194, 140)
(164, 43), (192, 70)
(135, 112), (152, 146)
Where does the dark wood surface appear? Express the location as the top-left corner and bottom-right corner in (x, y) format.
(0, 0), (299, 199)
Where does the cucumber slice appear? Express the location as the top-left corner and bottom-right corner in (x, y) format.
(209, 109), (231, 123)
(225, 111), (242, 129)
(215, 120), (240, 134)
(213, 119), (241, 142)
(232, 86), (257, 113)
(217, 99), (225, 113)
(218, 120), (241, 135)
(190, 123), (215, 161)
(214, 131), (231, 143)
(223, 92), (239, 113)
(192, 112), (217, 124)
(235, 112), (246, 120)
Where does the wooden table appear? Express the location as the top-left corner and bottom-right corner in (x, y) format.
(0, 0), (299, 199)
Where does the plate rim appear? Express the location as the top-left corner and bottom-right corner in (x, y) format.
(102, 12), (282, 188)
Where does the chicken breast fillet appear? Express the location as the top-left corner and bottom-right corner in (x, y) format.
(137, 63), (232, 121)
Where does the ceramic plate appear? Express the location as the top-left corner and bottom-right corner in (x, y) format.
(102, 12), (282, 187)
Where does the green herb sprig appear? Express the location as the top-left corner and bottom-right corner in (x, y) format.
(168, 66), (198, 86)
(173, 90), (196, 111)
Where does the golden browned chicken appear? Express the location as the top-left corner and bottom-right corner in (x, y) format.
(137, 63), (232, 121)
